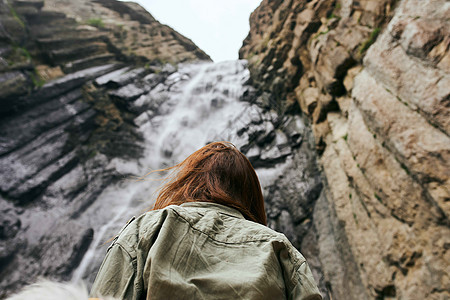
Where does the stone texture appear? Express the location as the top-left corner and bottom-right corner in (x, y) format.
(353, 70), (450, 219)
(241, 0), (450, 298)
(0, 71), (30, 100)
(43, 0), (211, 64)
(0, 0), (194, 296)
(364, 32), (450, 134)
(1, 0), (449, 299)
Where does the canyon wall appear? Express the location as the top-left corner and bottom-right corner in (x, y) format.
(1, 0), (449, 298)
(0, 0), (209, 296)
(42, 0), (211, 64)
(240, 0), (449, 299)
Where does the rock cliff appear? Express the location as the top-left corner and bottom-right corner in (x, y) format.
(2, 0), (449, 298)
(240, 0), (449, 299)
(42, 0), (211, 64)
(0, 0), (209, 296)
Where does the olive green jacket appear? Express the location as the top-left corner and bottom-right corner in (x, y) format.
(91, 202), (322, 300)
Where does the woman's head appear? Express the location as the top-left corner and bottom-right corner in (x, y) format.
(152, 141), (267, 225)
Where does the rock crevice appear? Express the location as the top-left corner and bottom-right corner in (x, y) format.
(241, 0), (450, 298)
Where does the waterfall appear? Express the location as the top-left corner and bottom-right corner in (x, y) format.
(70, 60), (254, 283)
(70, 59), (313, 286)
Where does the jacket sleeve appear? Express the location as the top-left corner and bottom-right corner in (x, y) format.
(276, 237), (323, 300)
(289, 261), (323, 300)
(90, 243), (140, 300)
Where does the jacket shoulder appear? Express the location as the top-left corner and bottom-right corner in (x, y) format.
(113, 209), (169, 257)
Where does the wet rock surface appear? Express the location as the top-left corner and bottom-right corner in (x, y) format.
(241, 0), (450, 298)
(0, 0), (211, 297)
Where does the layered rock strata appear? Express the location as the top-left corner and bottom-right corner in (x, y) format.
(43, 0), (211, 64)
(241, 0), (449, 299)
(0, 0), (209, 297)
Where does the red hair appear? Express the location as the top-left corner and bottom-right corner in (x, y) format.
(152, 141), (267, 225)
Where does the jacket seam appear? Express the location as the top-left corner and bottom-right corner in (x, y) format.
(179, 203), (244, 219)
(115, 241), (137, 261)
(289, 261), (307, 296)
(171, 208), (279, 245)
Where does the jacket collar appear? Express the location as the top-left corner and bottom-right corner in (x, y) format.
(180, 202), (245, 219)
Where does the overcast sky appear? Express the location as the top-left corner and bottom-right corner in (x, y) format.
(125, 0), (262, 62)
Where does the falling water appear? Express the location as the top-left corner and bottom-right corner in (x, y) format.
(71, 59), (306, 285)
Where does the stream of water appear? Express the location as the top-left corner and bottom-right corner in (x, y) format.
(70, 59), (294, 284)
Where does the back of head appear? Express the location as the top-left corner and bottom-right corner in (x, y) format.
(153, 141), (267, 225)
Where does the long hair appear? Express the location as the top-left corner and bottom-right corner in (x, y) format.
(152, 141), (267, 225)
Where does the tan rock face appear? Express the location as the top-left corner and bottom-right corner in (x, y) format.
(0, 0), (210, 104)
(241, 0), (450, 298)
(43, 0), (211, 64)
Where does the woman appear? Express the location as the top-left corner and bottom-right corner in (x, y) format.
(91, 142), (322, 300)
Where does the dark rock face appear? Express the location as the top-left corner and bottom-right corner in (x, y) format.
(0, 0), (209, 297)
(0, 1), (327, 298)
(0, 33), (326, 296)
(234, 105), (328, 297)
(241, 0), (450, 299)
(254, 116), (327, 299)
(3, 0), (446, 299)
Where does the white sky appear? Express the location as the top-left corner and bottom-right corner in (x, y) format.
(124, 0), (262, 62)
